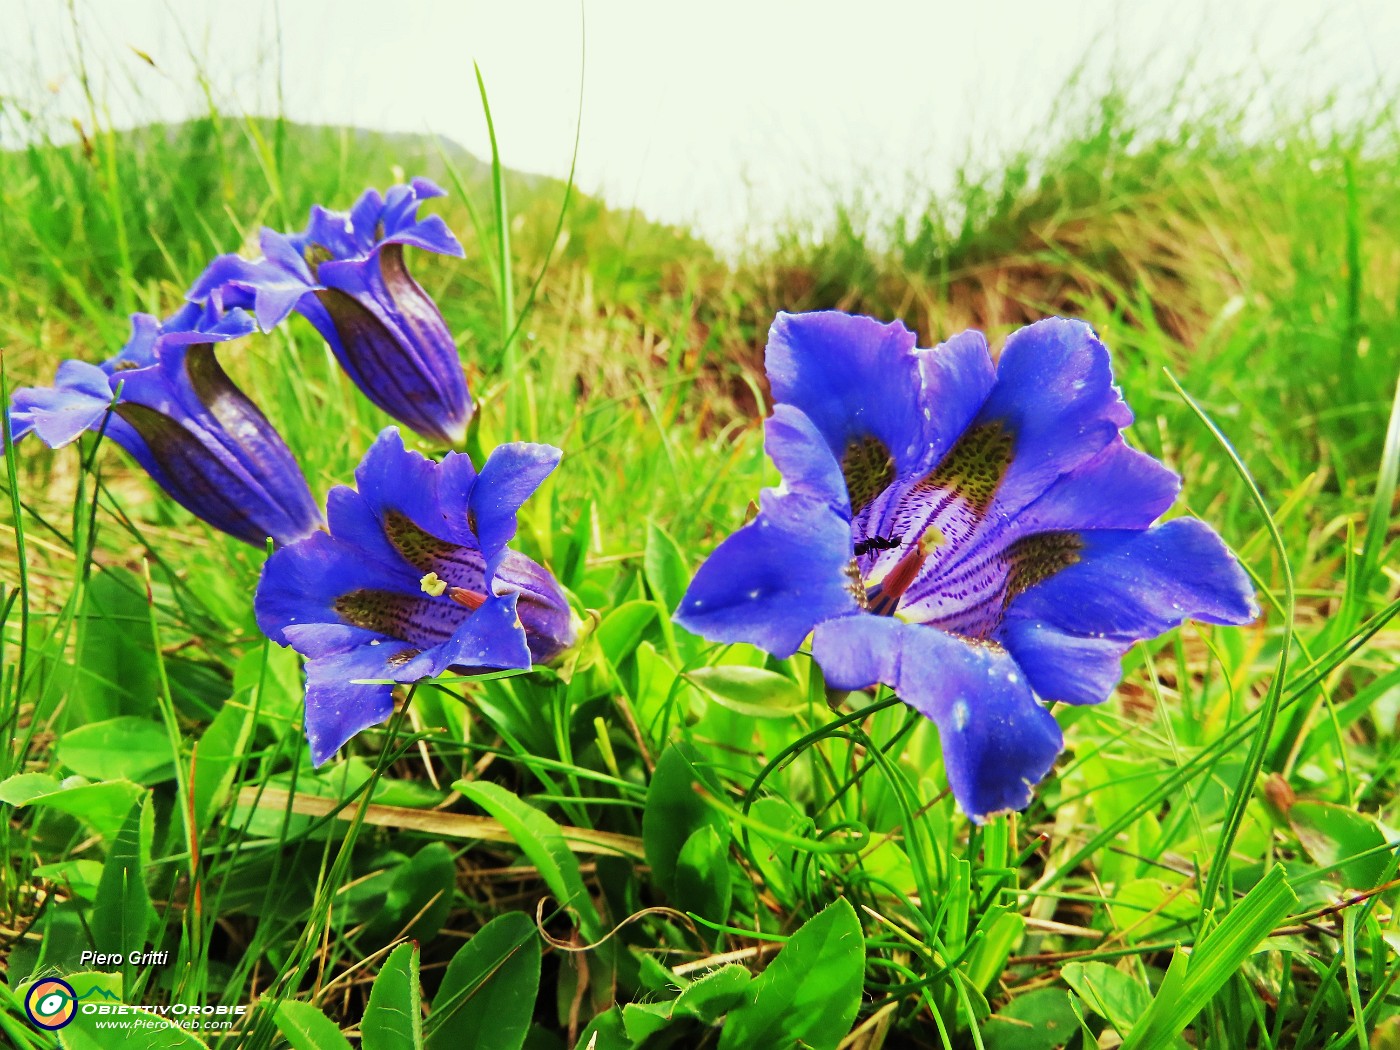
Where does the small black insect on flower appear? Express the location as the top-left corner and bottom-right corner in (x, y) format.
(853, 534), (903, 558)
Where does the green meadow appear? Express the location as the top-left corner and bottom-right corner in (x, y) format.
(0, 64), (1398, 1050)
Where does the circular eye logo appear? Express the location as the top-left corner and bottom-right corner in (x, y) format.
(24, 978), (77, 1030)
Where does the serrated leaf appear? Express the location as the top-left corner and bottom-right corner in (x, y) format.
(686, 666), (805, 718)
(362, 942), (423, 1050)
(673, 964), (751, 1023)
(427, 911), (540, 1050)
(719, 897), (864, 1050)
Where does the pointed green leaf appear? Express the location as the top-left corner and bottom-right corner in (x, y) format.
(643, 742), (726, 897)
(273, 999), (354, 1050)
(362, 942), (423, 1050)
(719, 897), (864, 1050)
(454, 781), (600, 938)
(687, 666), (805, 718)
(427, 912), (540, 1050)
(674, 825), (732, 922)
(1121, 866), (1296, 1050)
(91, 795), (155, 965)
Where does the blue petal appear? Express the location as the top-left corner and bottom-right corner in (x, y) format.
(288, 634), (404, 766)
(973, 318), (1133, 520)
(255, 529), (408, 647)
(352, 428), (445, 537)
(997, 518), (1258, 704)
(110, 343), (322, 547)
(766, 311), (929, 476)
(8, 360), (114, 447)
(813, 615), (1063, 822)
(675, 489), (861, 658)
(764, 404), (850, 512)
(462, 441), (562, 578)
(1008, 436), (1180, 536)
(435, 589), (532, 672)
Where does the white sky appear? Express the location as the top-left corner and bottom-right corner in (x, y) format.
(2, 1), (1397, 249)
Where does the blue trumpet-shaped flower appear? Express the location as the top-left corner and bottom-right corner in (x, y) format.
(255, 427), (577, 765)
(190, 178), (471, 445)
(7, 303), (323, 548)
(676, 311), (1257, 822)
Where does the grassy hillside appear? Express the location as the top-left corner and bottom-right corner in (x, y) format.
(0, 79), (1398, 1050)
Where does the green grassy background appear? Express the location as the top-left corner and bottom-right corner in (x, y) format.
(0, 61), (1398, 1050)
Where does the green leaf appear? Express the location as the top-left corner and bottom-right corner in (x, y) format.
(273, 999), (355, 1050)
(596, 600), (657, 667)
(643, 742), (726, 898)
(674, 825), (732, 922)
(1110, 879), (1201, 942)
(0, 773), (143, 843)
(686, 666), (805, 718)
(621, 1000), (673, 1042)
(55, 971), (210, 1049)
(362, 941), (423, 1050)
(1290, 800), (1392, 891)
(91, 795), (155, 967)
(1061, 962), (1153, 1038)
(964, 911), (1025, 994)
(982, 987), (1080, 1050)
(644, 522), (689, 613)
(719, 897), (864, 1050)
(193, 696), (256, 826)
(69, 568), (159, 724)
(56, 717), (176, 785)
(427, 911), (541, 1050)
(571, 1007), (631, 1050)
(1121, 865), (1296, 1050)
(363, 842), (457, 945)
(454, 781), (601, 938)
(672, 964), (752, 1023)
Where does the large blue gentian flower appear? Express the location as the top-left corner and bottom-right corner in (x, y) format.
(7, 302), (323, 548)
(189, 178), (471, 446)
(676, 311), (1257, 822)
(256, 427), (577, 765)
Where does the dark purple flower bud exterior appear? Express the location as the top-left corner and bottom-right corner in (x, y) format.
(7, 303), (323, 548)
(189, 179), (471, 445)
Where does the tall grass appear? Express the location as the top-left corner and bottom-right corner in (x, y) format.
(0, 42), (1398, 1050)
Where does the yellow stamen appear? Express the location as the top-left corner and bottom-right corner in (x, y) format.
(419, 572), (447, 597)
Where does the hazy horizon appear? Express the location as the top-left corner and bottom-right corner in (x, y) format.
(2, 0), (1396, 250)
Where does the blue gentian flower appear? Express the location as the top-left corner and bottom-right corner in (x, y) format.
(189, 178), (471, 446)
(7, 302), (323, 548)
(255, 427), (577, 765)
(676, 311), (1258, 822)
